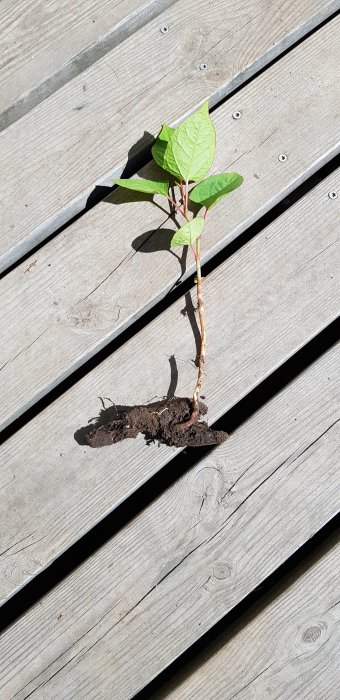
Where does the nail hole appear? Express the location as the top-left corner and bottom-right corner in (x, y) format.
(160, 26), (169, 34)
(232, 111), (242, 120)
(200, 63), (208, 70)
(278, 154), (288, 162)
(328, 191), (338, 199)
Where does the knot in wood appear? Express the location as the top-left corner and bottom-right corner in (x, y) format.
(302, 624), (323, 644)
(213, 562), (232, 580)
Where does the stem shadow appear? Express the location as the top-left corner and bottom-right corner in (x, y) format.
(181, 291), (200, 367)
(131, 228), (188, 281)
(74, 355), (179, 446)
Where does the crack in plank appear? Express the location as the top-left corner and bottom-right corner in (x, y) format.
(0, 533), (34, 558)
(3, 536), (47, 558)
(289, 237), (340, 279)
(0, 326), (50, 373)
(228, 661), (276, 700)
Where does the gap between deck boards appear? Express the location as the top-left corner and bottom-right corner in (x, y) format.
(0, 0), (179, 132)
(144, 522), (340, 700)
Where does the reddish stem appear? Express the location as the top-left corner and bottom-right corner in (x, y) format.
(177, 233), (206, 430)
(166, 195), (186, 219)
(170, 185), (207, 431)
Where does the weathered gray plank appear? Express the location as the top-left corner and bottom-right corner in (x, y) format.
(0, 169), (339, 605)
(157, 534), (340, 700)
(0, 344), (338, 699)
(0, 0), (338, 271)
(0, 0), (176, 131)
(1, 16), (340, 431)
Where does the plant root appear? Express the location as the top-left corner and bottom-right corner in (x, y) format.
(85, 397), (227, 448)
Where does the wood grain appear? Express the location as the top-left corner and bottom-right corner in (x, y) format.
(156, 534), (340, 700)
(0, 344), (338, 698)
(0, 0), (337, 270)
(1, 16), (340, 430)
(0, 0), (177, 130)
(0, 169), (339, 605)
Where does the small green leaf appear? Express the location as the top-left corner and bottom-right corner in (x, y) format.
(171, 216), (205, 248)
(189, 172), (243, 209)
(151, 124), (179, 175)
(113, 177), (169, 197)
(164, 102), (216, 182)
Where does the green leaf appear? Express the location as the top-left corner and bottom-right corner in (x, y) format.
(113, 177), (169, 197)
(170, 216), (205, 248)
(151, 124), (179, 175)
(164, 102), (216, 182)
(189, 172), (243, 209)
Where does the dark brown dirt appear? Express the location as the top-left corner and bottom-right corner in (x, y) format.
(85, 397), (228, 448)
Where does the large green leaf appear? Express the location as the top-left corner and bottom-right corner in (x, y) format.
(151, 124), (179, 176)
(113, 177), (169, 197)
(170, 216), (205, 248)
(164, 102), (216, 182)
(189, 172), (243, 209)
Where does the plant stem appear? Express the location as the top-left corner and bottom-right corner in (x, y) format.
(173, 181), (207, 431)
(192, 235), (206, 419)
(191, 244), (197, 260)
(180, 181), (186, 213)
(178, 231), (206, 430)
(166, 195), (187, 220)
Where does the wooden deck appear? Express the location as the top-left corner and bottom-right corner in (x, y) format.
(0, 0), (339, 697)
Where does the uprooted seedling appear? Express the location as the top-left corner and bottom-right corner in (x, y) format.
(86, 101), (243, 448)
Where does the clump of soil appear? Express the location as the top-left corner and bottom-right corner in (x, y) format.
(85, 397), (227, 448)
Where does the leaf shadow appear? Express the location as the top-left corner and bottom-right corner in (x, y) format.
(132, 228), (188, 281)
(104, 163), (179, 221)
(84, 131), (156, 208)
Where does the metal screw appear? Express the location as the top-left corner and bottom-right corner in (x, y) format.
(232, 110), (242, 120)
(160, 26), (168, 33)
(328, 190), (338, 200)
(200, 63), (208, 70)
(278, 154), (287, 162)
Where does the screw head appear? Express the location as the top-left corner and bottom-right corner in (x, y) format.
(328, 190), (338, 200)
(278, 154), (288, 162)
(160, 25), (168, 33)
(232, 110), (242, 120)
(200, 62), (208, 70)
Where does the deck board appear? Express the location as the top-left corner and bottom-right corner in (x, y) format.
(0, 0), (176, 130)
(1, 16), (340, 431)
(0, 345), (338, 698)
(0, 0), (337, 271)
(0, 168), (339, 604)
(156, 533), (340, 700)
